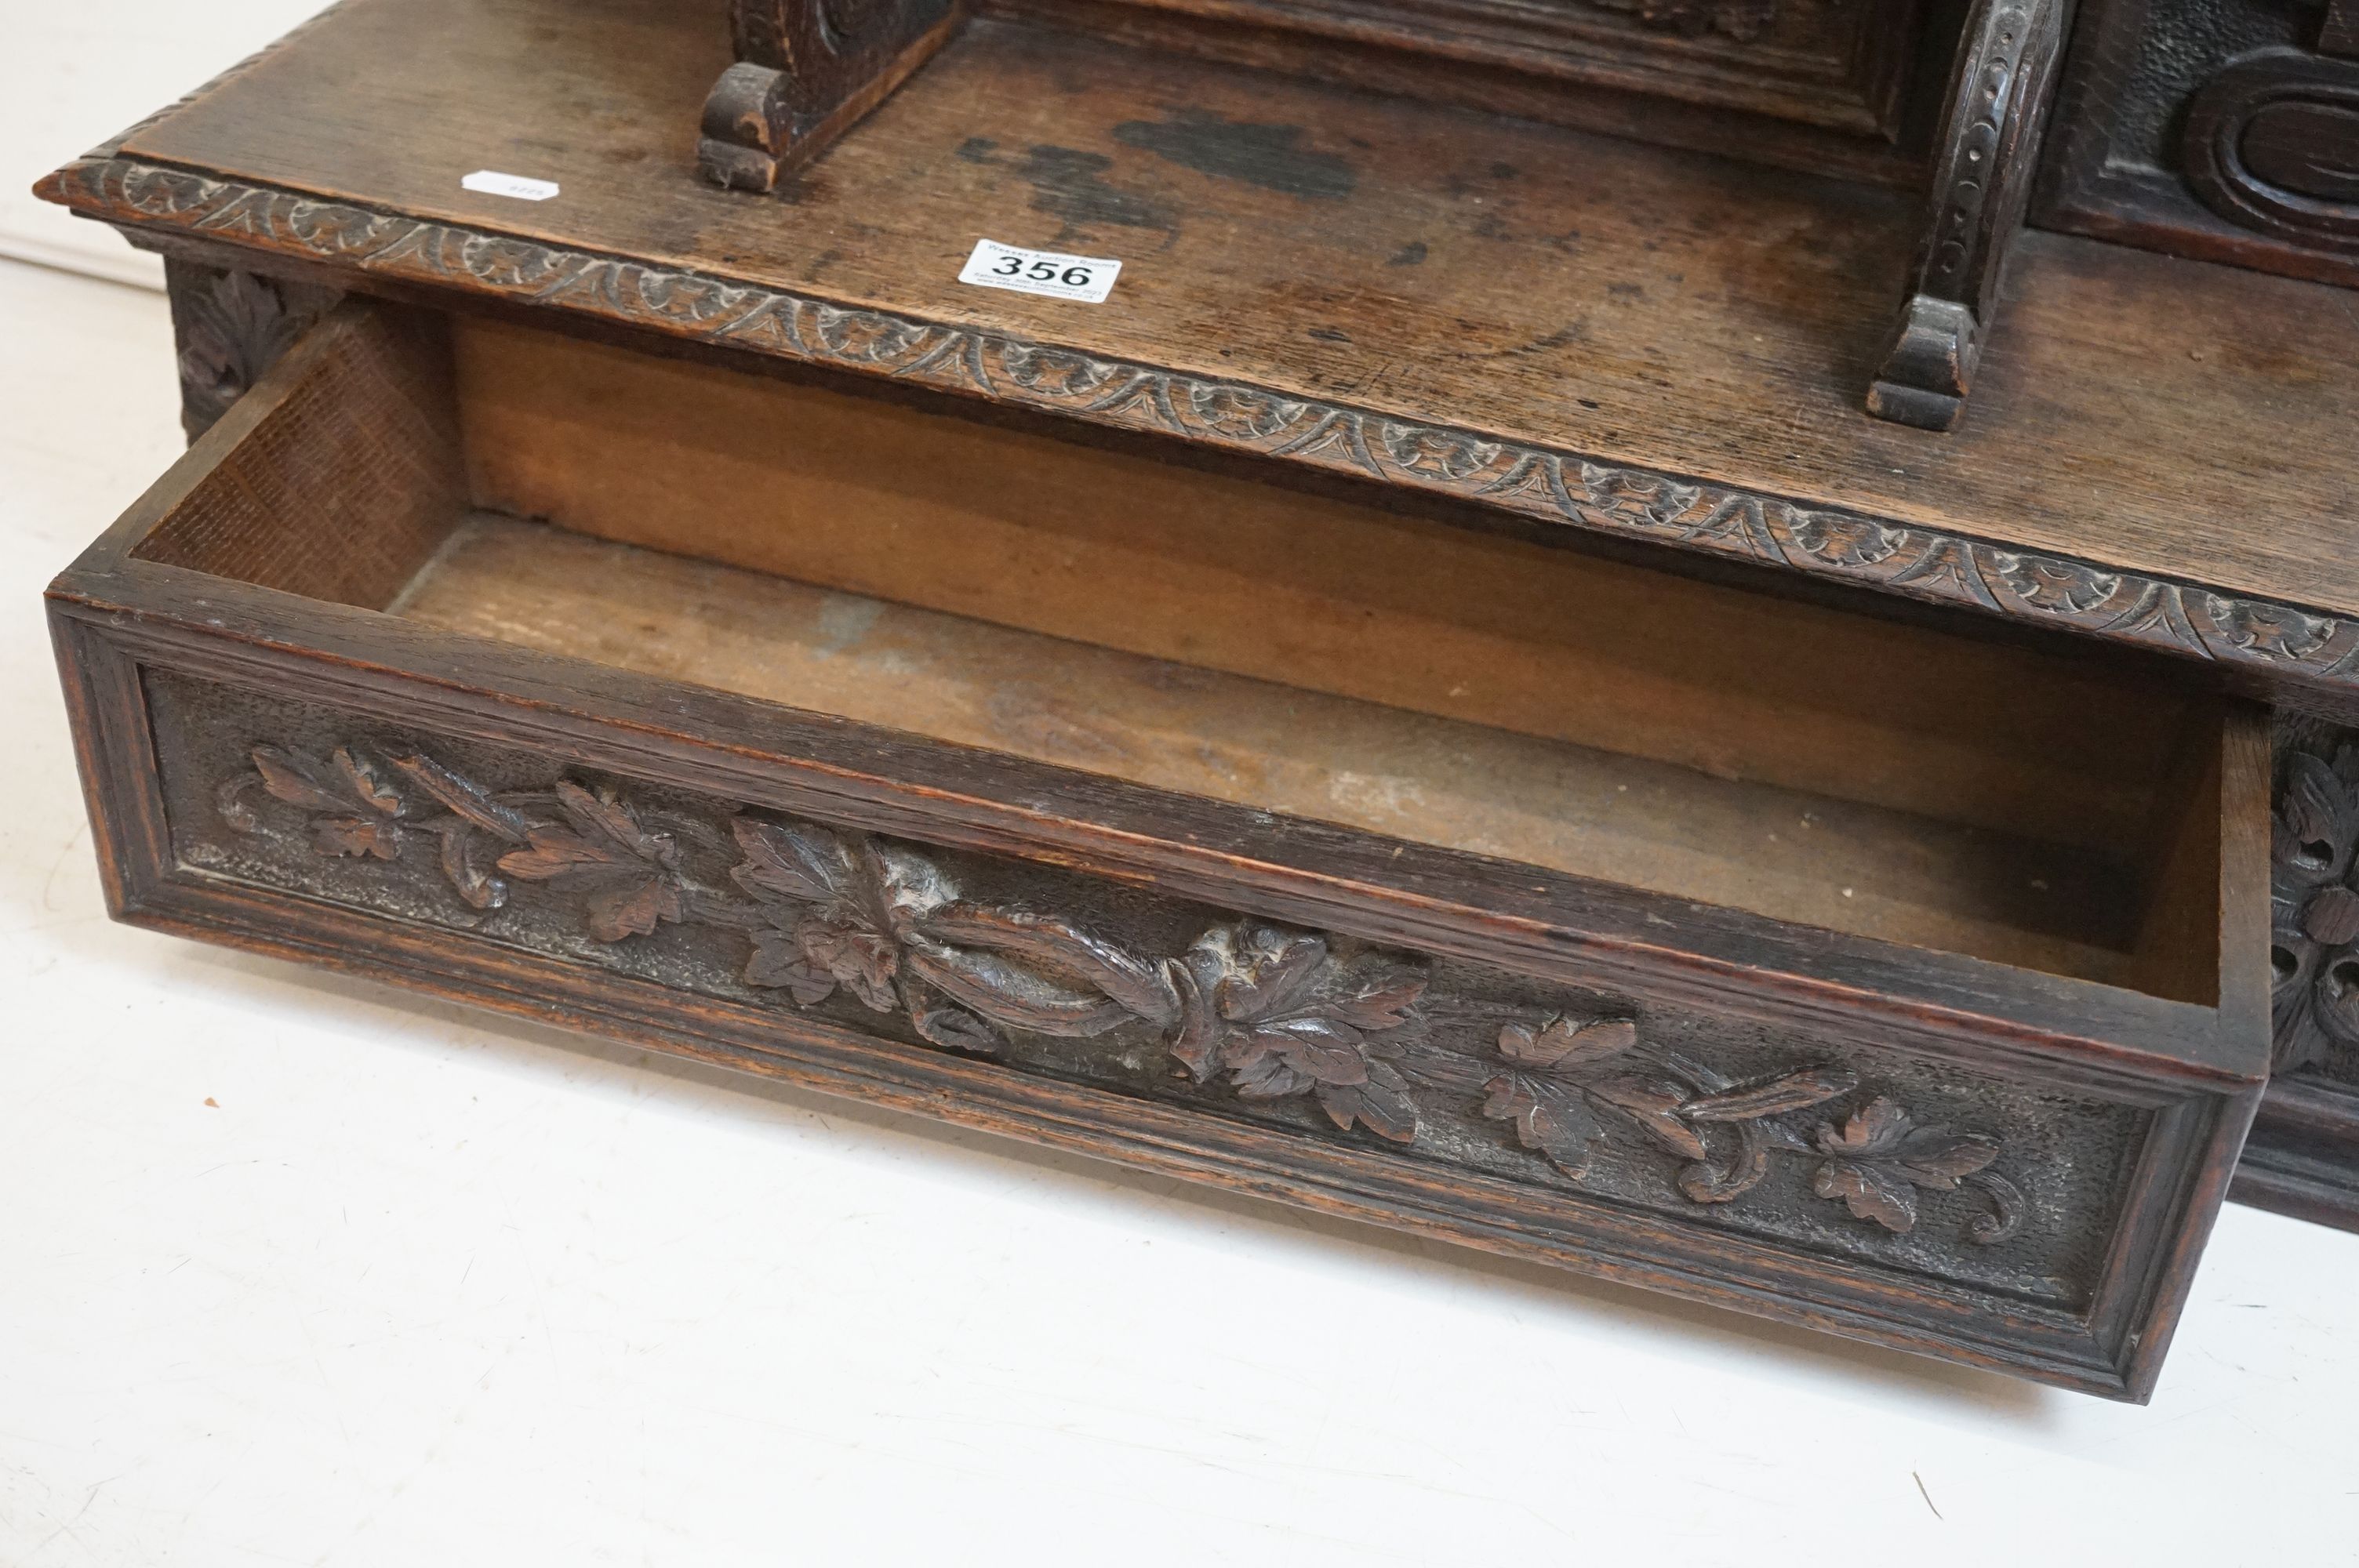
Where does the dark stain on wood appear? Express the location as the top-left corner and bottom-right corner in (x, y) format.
(967, 142), (1179, 241)
(1111, 108), (1356, 199)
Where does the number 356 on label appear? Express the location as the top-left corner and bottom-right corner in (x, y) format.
(958, 238), (1122, 303)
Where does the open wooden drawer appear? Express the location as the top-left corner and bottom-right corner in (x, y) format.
(47, 301), (2270, 1399)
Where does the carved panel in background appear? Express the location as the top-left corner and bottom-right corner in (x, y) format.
(2039, 0), (2359, 287)
(1070, 0), (1919, 141)
(138, 673), (2172, 1308)
(2184, 47), (2359, 257)
(48, 158), (2359, 706)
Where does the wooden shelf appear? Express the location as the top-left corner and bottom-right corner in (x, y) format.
(44, 0), (2359, 703)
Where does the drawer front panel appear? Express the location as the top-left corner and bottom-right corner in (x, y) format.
(129, 663), (2191, 1358)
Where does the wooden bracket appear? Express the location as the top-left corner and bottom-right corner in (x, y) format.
(1866, 0), (2068, 431)
(700, 0), (962, 192)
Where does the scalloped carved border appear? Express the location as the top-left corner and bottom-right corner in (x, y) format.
(40, 154), (2359, 699)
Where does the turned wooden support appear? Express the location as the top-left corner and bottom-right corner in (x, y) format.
(1866, 0), (2067, 432)
(700, 0), (962, 192)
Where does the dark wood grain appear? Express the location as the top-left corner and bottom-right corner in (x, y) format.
(38, 0), (2359, 676)
(26, 0), (2343, 1376)
(980, 0), (1937, 183)
(41, 301), (2277, 1397)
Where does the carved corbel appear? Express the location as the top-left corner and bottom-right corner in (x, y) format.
(700, 0), (963, 192)
(1866, 0), (2068, 431)
(164, 260), (340, 442)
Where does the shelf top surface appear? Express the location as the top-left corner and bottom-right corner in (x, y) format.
(75, 0), (2359, 649)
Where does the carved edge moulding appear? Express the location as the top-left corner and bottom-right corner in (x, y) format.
(40, 557), (2266, 1395)
(2233, 720), (2359, 1232)
(37, 158), (2359, 713)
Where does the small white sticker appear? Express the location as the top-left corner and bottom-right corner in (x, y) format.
(958, 238), (1121, 303)
(461, 169), (560, 202)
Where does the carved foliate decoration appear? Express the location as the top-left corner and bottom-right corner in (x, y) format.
(165, 263), (336, 441)
(210, 735), (2027, 1246)
(50, 157), (2359, 700)
(2272, 738), (2359, 1073)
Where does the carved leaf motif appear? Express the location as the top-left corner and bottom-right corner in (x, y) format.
(498, 780), (687, 942)
(75, 161), (2359, 702)
(903, 942), (1131, 1037)
(2208, 599), (2336, 662)
(1588, 1075), (1710, 1160)
(1497, 1016), (1637, 1071)
(2269, 743), (2359, 1071)
(1166, 924), (1429, 1142)
(391, 753), (535, 842)
(1789, 513), (1900, 568)
(915, 905), (1180, 1027)
(1478, 1014), (1649, 1172)
(1812, 1160), (1920, 1232)
(729, 818), (908, 1007)
(1681, 1067), (1858, 1122)
(245, 745), (407, 860)
(1190, 384), (1294, 439)
(1383, 425), (1500, 481)
(1810, 1097), (1999, 1233)
(588, 877), (685, 943)
(1004, 346), (1109, 397)
(2279, 751), (2359, 881)
(746, 927), (844, 1006)
(1481, 1073), (1608, 1175)
(202, 731), (2034, 1247)
(1995, 554), (2117, 614)
(389, 753), (537, 909)
(176, 268), (308, 434)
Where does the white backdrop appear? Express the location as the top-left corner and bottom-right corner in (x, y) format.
(1, 1), (334, 285)
(7, 9), (2359, 1566)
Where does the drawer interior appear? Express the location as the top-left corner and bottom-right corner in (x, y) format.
(129, 305), (2234, 1005)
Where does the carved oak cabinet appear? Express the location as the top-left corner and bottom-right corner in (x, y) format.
(32, 0), (2359, 1399)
